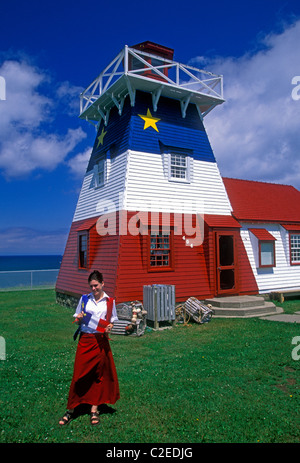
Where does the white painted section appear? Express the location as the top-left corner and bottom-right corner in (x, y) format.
(240, 223), (300, 293)
(124, 150), (232, 215)
(73, 149), (232, 222)
(73, 150), (128, 221)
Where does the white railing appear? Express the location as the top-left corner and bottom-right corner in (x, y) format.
(79, 45), (223, 119)
(0, 269), (59, 291)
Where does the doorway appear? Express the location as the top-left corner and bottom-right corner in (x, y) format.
(216, 231), (237, 295)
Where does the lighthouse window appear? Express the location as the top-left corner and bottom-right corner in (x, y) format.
(148, 231), (174, 271)
(93, 158), (108, 188)
(169, 153), (190, 182)
(78, 232), (88, 269)
(150, 234), (170, 267)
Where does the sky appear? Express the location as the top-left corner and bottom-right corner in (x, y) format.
(1, 0), (300, 255)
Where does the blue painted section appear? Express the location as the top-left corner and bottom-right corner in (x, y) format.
(87, 91), (216, 172)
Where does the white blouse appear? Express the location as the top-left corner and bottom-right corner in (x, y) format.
(73, 291), (118, 334)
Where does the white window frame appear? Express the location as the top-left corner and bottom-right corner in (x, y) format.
(93, 156), (110, 189)
(168, 152), (191, 183)
(290, 233), (300, 265)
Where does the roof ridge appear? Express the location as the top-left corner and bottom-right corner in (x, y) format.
(222, 176), (296, 189)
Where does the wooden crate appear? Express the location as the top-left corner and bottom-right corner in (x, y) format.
(143, 284), (176, 329)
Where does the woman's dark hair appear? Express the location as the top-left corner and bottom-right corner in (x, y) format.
(88, 270), (103, 283)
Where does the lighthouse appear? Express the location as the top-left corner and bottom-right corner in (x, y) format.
(56, 41), (255, 306)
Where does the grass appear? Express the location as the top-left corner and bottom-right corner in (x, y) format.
(0, 289), (299, 443)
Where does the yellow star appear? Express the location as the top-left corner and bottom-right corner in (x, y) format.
(138, 108), (160, 132)
(96, 127), (107, 148)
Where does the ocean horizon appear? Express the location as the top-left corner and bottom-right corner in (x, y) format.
(0, 255), (63, 272)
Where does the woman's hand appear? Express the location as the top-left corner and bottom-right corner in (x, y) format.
(75, 311), (85, 324)
(105, 323), (113, 333)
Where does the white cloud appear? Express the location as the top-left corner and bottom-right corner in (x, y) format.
(0, 59), (87, 178)
(67, 146), (92, 177)
(197, 20), (300, 189)
(56, 81), (84, 116)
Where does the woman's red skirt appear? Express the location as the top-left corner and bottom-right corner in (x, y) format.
(67, 332), (120, 409)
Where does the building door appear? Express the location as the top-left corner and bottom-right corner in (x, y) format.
(216, 231), (238, 295)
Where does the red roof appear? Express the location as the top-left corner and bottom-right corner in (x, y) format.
(223, 178), (300, 223)
(204, 214), (241, 228)
(75, 217), (98, 231)
(281, 224), (300, 231)
(249, 228), (276, 241)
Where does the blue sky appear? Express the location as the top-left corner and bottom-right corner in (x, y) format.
(1, 0), (300, 255)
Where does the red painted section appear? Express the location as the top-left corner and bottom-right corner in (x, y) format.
(235, 232), (259, 295)
(204, 214), (241, 228)
(281, 224), (300, 231)
(56, 211), (258, 303)
(56, 217), (119, 298)
(205, 225), (258, 297)
(249, 228), (276, 240)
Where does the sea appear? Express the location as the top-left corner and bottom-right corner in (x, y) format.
(0, 255), (63, 272)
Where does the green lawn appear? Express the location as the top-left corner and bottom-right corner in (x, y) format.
(0, 289), (299, 443)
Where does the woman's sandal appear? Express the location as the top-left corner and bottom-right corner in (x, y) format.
(59, 410), (74, 426)
(90, 411), (100, 426)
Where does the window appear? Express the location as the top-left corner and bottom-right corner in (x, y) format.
(290, 234), (300, 265)
(129, 55), (168, 81)
(160, 143), (193, 184)
(168, 153), (191, 183)
(148, 232), (173, 271)
(259, 241), (276, 268)
(94, 159), (106, 188)
(78, 232), (88, 269)
(249, 228), (276, 268)
(170, 153), (187, 180)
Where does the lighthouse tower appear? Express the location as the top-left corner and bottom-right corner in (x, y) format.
(56, 42), (254, 306)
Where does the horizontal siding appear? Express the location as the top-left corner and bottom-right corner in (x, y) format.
(57, 213), (260, 303)
(235, 231), (259, 295)
(73, 151), (128, 222)
(56, 219), (119, 298)
(86, 91), (215, 174)
(115, 212), (213, 303)
(125, 150), (232, 215)
(57, 212), (214, 303)
(241, 223), (300, 292)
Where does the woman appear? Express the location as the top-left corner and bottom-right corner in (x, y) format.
(59, 270), (120, 426)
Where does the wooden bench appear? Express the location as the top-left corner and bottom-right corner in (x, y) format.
(270, 289), (300, 303)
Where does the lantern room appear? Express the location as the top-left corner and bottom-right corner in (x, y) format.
(129, 41), (174, 81)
